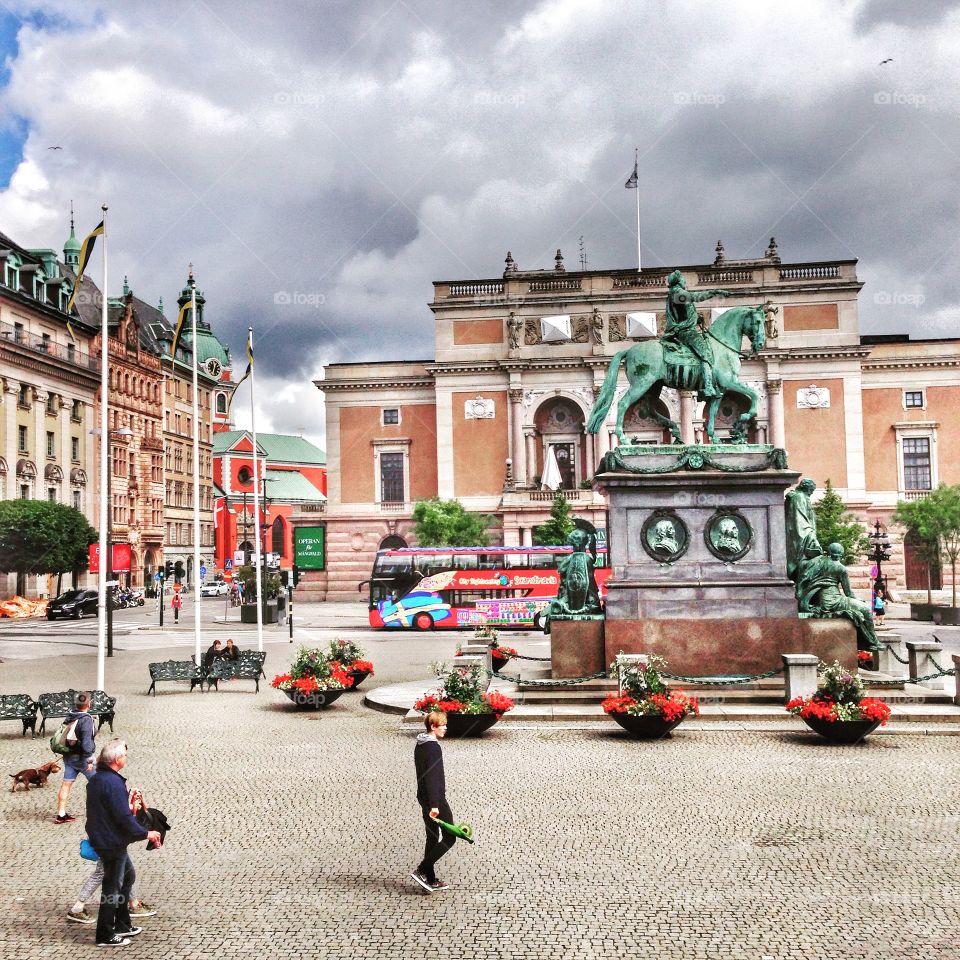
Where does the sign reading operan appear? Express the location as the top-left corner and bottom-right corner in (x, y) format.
(294, 526), (325, 570)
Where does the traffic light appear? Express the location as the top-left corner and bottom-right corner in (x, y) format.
(174, 561), (185, 582)
(164, 561), (173, 580)
(293, 564), (300, 587)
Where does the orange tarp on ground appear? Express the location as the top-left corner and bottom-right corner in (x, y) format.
(0, 597), (48, 618)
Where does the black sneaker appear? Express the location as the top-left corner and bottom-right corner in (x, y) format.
(96, 936), (131, 947)
(53, 814), (77, 824)
(114, 927), (143, 937)
(431, 879), (449, 890)
(409, 871), (434, 893)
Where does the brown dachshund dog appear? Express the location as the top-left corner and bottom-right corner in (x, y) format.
(9, 761), (61, 792)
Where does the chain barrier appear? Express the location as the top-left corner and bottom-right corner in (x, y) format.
(509, 653), (552, 662)
(929, 655), (957, 676)
(659, 667), (784, 685)
(490, 669), (607, 687)
(889, 647), (911, 665)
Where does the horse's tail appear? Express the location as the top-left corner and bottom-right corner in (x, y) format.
(587, 349), (627, 434)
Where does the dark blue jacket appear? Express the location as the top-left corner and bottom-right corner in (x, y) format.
(64, 710), (96, 762)
(85, 767), (148, 857)
(414, 734), (445, 809)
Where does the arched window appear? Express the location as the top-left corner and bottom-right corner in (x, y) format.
(216, 392), (227, 414)
(271, 515), (285, 556)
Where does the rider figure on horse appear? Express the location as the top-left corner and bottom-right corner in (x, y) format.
(663, 270), (732, 399)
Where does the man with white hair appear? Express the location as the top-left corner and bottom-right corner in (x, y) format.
(85, 740), (161, 947)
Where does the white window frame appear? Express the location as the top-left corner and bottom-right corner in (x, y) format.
(902, 388), (926, 411)
(894, 421), (938, 494)
(372, 438), (410, 506)
(381, 407), (401, 427)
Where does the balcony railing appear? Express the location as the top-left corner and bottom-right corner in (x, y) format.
(298, 502), (326, 512)
(448, 281), (504, 297)
(0, 320), (100, 372)
(779, 265), (841, 280)
(901, 489), (930, 502)
(378, 500), (411, 513)
(527, 489), (584, 501)
(528, 278), (582, 293)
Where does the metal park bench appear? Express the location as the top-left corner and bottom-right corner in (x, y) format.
(147, 660), (205, 695)
(0, 694), (40, 737)
(37, 689), (116, 735)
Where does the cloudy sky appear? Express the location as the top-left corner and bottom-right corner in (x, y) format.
(0, 0), (956, 450)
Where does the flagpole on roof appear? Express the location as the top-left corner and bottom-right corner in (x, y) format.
(248, 326), (264, 653)
(96, 207), (108, 692)
(189, 270), (203, 666)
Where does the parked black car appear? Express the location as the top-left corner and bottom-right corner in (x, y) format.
(46, 589), (99, 620)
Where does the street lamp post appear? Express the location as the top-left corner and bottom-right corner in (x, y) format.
(868, 520), (892, 595)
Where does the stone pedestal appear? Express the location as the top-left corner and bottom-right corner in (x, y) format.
(782, 653), (819, 702)
(550, 618), (605, 679)
(953, 655), (960, 707)
(906, 639), (945, 690)
(875, 631), (905, 677)
(596, 447), (857, 675)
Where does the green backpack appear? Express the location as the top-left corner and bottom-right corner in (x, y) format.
(50, 718), (79, 756)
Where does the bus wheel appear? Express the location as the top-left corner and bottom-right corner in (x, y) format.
(534, 612), (546, 631)
(413, 612), (434, 631)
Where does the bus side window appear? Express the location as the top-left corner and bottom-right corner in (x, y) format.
(530, 553), (554, 568)
(454, 553), (478, 570)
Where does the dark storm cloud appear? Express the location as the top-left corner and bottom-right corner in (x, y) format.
(856, 0), (960, 30)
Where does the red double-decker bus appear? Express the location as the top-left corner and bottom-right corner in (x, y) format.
(363, 546), (610, 630)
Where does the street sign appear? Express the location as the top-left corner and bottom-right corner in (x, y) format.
(154, 572), (162, 582)
(89, 543), (132, 573)
(233, 550), (245, 565)
(200, 565), (207, 580)
(225, 559), (233, 571)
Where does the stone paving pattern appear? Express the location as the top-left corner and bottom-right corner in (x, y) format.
(0, 624), (958, 960)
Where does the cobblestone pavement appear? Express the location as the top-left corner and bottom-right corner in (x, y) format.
(0, 623), (958, 960)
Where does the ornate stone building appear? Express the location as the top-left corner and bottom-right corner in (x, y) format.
(0, 225), (99, 597)
(317, 241), (960, 600)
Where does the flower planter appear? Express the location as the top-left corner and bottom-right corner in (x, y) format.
(282, 687), (346, 710)
(909, 603), (935, 622)
(241, 600), (279, 624)
(932, 606), (960, 626)
(347, 668), (371, 690)
(802, 716), (881, 744)
(609, 713), (686, 739)
(444, 712), (500, 738)
(491, 655), (511, 673)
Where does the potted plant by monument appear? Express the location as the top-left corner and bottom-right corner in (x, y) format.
(326, 638), (375, 690)
(271, 645), (354, 709)
(236, 565), (283, 624)
(785, 660), (891, 744)
(894, 484), (960, 625)
(602, 655), (699, 739)
(857, 650), (875, 671)
(490, 640), (518, 673)
(414, 661), (514, 737)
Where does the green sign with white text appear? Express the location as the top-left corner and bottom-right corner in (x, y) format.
(294, 526), (326, 570)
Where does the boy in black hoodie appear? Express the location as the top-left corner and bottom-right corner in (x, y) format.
(411, 710), (455, 893)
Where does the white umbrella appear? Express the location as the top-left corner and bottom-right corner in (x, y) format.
(541, 446), (563, 491)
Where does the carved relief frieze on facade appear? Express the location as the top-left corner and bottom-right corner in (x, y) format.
(524, 318), (542, 345)
(796, 384), (830, 408)
(464, 396), (495, 420)
(571, 315), (591, 343)
(608, 314), (626, 342)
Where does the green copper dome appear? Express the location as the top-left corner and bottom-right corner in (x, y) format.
(182, 327), (231, 369)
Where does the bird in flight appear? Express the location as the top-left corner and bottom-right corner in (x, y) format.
(879, 58), (893, 65)
(47, 145), (63, 150)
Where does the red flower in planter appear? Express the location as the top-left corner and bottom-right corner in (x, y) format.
(349, 659), (375, 674)
(601, 694), (638, 715)
(857, 651), (873, 665)
(858, 698), (892, 725)
(482, 690), (515, 715)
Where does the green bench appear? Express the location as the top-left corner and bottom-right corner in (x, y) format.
(147, 660), (205, 695)
(0, 694), (40, 737)
(38, 690), (116, 735)
(204, 650), (267, 692)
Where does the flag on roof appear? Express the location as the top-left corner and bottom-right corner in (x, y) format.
(64, 219), (104, 339)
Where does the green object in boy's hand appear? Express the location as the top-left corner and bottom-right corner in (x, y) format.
(435, 818), (475, 843)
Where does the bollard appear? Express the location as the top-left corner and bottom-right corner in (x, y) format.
(905, 639), (945, 690)
(953, 655), (960, 707)
(445, 655), (491, 691)
(782, 654), (819, 703)
(875, 632), (905, 677)
(458, 643), (493, 676)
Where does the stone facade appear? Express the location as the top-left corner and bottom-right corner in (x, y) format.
(314, 243), (958, 602)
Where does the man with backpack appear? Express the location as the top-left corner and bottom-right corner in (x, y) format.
(53, 691), (97, 825)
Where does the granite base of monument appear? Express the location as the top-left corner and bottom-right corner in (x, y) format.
(604, 616), (856, 676)
(550, 618), (605, 679)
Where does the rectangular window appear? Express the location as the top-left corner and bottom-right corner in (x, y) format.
(72, 490), (81, 511)
(380, 452), (405, 503)
(904, 390), (924, 409)
(20, 484), (29, 500)
(903, 437), (932, 490)
(382, 408), (400, 425)
(46, 392), (57, 414)
(47, 486), (57, 503)
(17, 425), (28, 452)
(46, 431), (55, 457)
(71, 399), (82, 421)
(18, 384), (30, 408)
(67, 342), (76, 363)
(72, 437), (80, 462)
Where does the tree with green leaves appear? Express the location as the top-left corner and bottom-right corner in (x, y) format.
(533, 492), (576, 546)
(813, 479), (870, 566)
(894, 484), (960, 608)
(411, 497), (492, 547)
(0, 500), (96, 595)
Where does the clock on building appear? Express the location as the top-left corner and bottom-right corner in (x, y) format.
(205, 357), (223, 379)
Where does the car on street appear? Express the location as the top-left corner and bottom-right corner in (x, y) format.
(46, 589), (99, 620)
(200, 581), (230, 597)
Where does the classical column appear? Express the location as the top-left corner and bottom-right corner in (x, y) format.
(679, 391), (696, 445)
(584, 431), (595, 480)
(60, 396), (72, 497)
(84, 401), (96, 527)
(522, 526), (533, 546)
(524, 429), (537, 484)
(4, 383), (16, 500)
(509, 388), (526, 485)
(34, 389), (47, 494)
(767, 378), (784, 448)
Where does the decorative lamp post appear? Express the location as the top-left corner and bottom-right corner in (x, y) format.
(868, 520), (892, 595)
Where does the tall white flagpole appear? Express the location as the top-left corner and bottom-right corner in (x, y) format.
(634, 147), (642, 273)
(96, 206), (109, 692)
(190, 272), (202, 665)
(248, 326), (264, 652)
